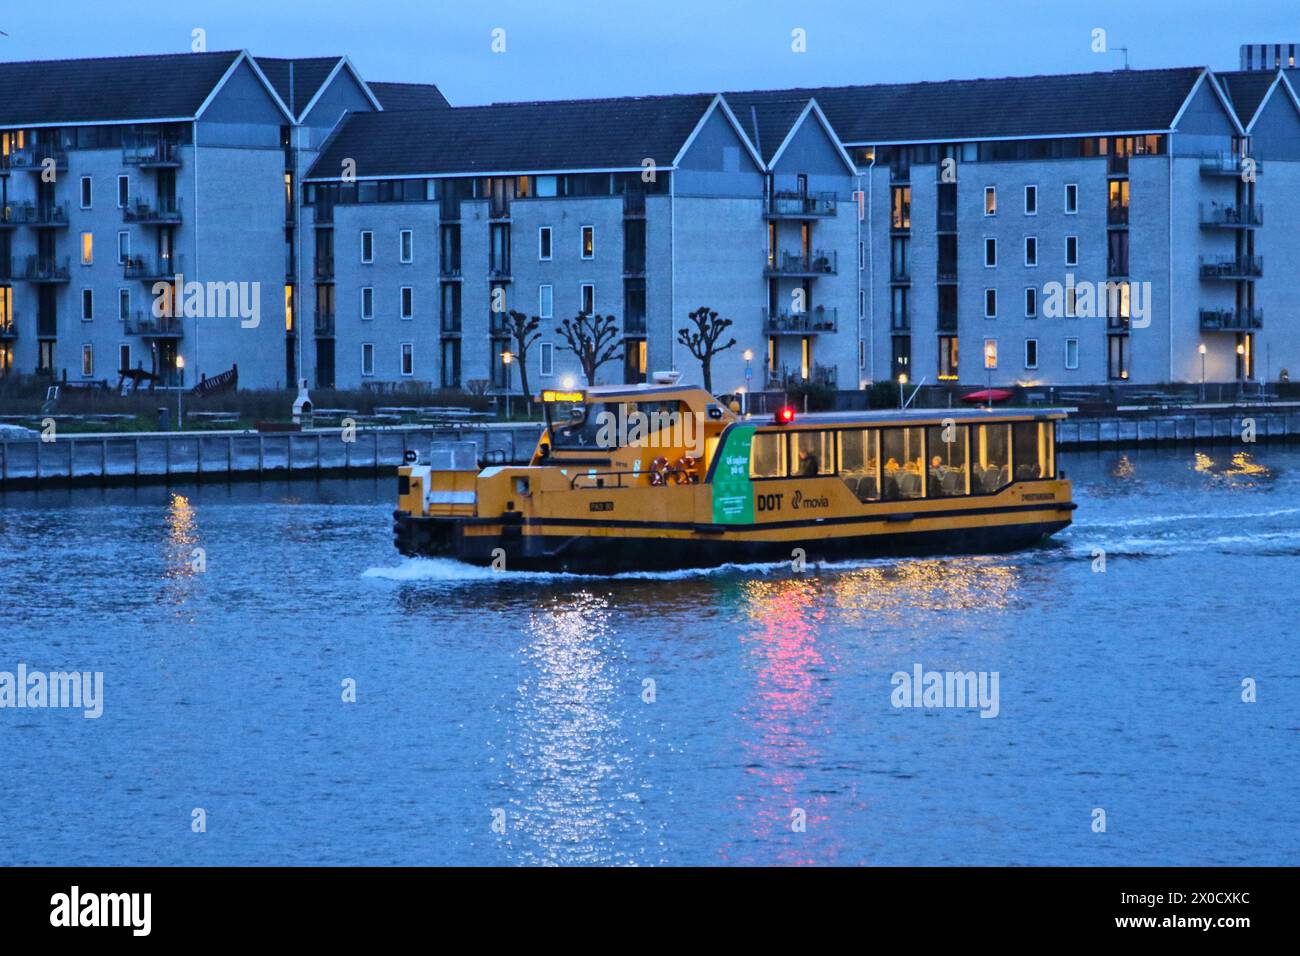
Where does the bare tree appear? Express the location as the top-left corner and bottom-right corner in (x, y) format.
(677, 305), (736, 393)
(504, 310), (542, 406)
(555, 312), (621, 386)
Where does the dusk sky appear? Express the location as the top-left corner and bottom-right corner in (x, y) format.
(2, 0), (1294, 105)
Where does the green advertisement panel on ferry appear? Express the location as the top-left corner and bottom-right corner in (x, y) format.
(711, 426), (756, 524)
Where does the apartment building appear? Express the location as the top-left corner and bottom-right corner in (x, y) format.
(4, 49), (1299, 397)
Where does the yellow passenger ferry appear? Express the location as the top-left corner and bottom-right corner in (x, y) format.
(392, 381), (1075, 573)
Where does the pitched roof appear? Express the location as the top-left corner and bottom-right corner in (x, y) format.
(369, 81), (451, 112)
(255, 56), (344, 118)
(306, 94), (715, 179)
(0, 50), (243, 126)
(728, 96), (809, 163)
(725, 67), (1208, 143)
(1217, 70), (1284, 127)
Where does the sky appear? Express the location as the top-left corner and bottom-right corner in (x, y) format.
(2, 0), (1296, 105)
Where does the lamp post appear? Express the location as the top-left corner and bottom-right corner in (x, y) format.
(743, 349), (753, 415)
(501, 350), (513, 419)
(983, 340), (997, 410)
(175, 354), (185, 431)
(1198, 343), (1207, 402)
(898, 372), (908, 409)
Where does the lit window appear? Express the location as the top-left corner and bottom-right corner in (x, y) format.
(984, 186), (996, 216)
(81, 232), (93, 265)
(81, 344), (94, 376)
(581, 225), (594, 259)
(401, 342), (414, 376)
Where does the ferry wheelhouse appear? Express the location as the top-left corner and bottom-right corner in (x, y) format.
(393, 382), (1075, 573)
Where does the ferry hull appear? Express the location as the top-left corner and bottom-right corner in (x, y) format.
(393, 510), (1071, 574)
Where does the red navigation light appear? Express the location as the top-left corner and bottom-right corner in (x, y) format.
(774, 405), (796, 425)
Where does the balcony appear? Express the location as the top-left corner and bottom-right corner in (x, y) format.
(439, 261), (463, 280)
(313, 310), (335, 336)
(890, 262), (910, 283)
(891, 311), (911, 332)
(766, 363), (837, 389)
(122, 138), (182, 168)
(1200, 153), (1262, 177)
(489, 312), (512, 337)
(17, 201), (70, 229)
(1107, 203), (1129, 226)
(488, 262), (512, 282)
(764, 191), (836, 219)
(623, 252), (646, 277)
(439, 318), (462, 337)
(0, 205), (20, 229)
(937, 261), (958, 283)
(124, 311), (184, 338)
(764, 249), (837, 277)
(936, 208), (957, 232)
(937, 307), (958, 332)
(624, 314), (647, 335)
(1107, 315), (1131, 335)
(762, 306), (838, 335)
(313, 254), (335, 280)
(1199, 255), (1262, 280)
(123, 195), (182, 225)
(488, 199), (510, 220)
(8, 145), (67, 174)
(1199, 203), (1263, 228)
(1199, 307), (1262, 331)
(0, 313), (16, 340)
(1107, 153), (1129, 177)
(1107, 257), (1129, 278)
(123, 253), (183, 283)
(23, 256), (70, 283)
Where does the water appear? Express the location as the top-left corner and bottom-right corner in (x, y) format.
(1, 446), (1296, 866)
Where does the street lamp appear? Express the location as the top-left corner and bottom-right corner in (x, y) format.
(501, 350), (513, 419)
(898, 372), (908, 409)
(742, 349), (753, 414)
(983, 340), (998, 410)
(1236, 342), (1246, 399)
(175, 354), (185, 430)
(1198, 343), (1207, 402)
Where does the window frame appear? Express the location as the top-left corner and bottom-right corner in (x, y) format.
(983, 186), (997, 216)
(1065, 235), (1079, 267)
(538, 226), (552, 261)
(81, 344), (94, 377)
(580, 282), (595, 314)
(580, 225), (594, 260)
(361, 342), (375, 376)
(400, 341), (414, 376)
(1065, 337), (1080, 370)
(1024, 184), (1037, 216)
(1024, 286), (1037, 318)
(81, 288), (94, 322)
(361, 286), (374, 320)
(398, 229), (413, 264)
(1024, 338), (1039, 369)
(984, 237), (997, 267)
(400, 285), (413, 320)
(1064, 183), (1078, 214)
(360, 230), (374, 264)
(538, 284), (553, 319)
(984, 288), (997, 319)
(80, 175), (92, 210)
(539, 341), (554, 377)
(1024, 235), (1037, 267)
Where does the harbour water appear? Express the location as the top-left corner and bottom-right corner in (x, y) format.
(1, 445), (1296, 865)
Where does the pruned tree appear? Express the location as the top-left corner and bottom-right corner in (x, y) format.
(556, 312), (621, 386)
(677, 305), (737, 394)
(504, 310), (542, 406)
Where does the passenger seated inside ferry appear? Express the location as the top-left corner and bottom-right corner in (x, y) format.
(836, 428), (880, 502)
(925, 424), (969, 497)
(880, 428), (923, 500)
(796, 449), (819, 476)
(792, 431), (834, 477)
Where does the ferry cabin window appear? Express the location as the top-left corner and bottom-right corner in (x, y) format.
(792, 431), (834, 476)
(551, 402), (608, 449)
(880, 427), (924, 500)
(1012, 421), (1052, 480)
(750, 432), (786, 478)
(925, 424), (969, 497)
(837, 428), (881, 502)
(974, 423), (1011, 493)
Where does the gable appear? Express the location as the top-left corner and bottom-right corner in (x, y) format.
(197, 59), (286, 146)
(301, 66), (376, 130)
(1248, 81), (1300, 160)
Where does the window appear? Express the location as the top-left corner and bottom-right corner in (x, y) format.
(749, 432), (787, 478)
(580, 225), (594, 259)
(1024, 236), (1037, 266)
(984, 338), (998, 370)
(880, 427), (924, 500)
(580, 283), (595, 314)
(361, 230), (374, 263)
(1108, 334), (1129, 380)
(118, 344), (131, 375)
(80, 232), (93, 265)
(361, 287), (374, 319)
(538, 226), (552, 260)
(1025, 338), (1039, 369)
(401, 342), (414, 376)
(974, 423), (1010, 493)
(400, 286), (413, 319)
(81, 344), (93, 377)
(81, 288), (93, 321)
(984, 186), (996, 216)
(1024, 185), (1037, 215)
(118, 289), (130, 321)
(837, 429), (880, 501)
(80, 176), (92, 209)
(858, 240), (865, 270)
(539, 341), (554, 376)
(1064, 183), (1078, 214)
(1065, 235), (1078, 267)
(361, 342), (375, 376)
(1012, 421), (1050, 480)
(539, 284), (553, 319)
(117, 231), (130, 265)
(891, 186), (911, 229)
(984, 288), (997, 318)
(792, 430), (835, 476)
(938, 335), (959, 380)
(1024, 287), (1037, 318)
(1065, 337), (1080, 370)
(117, 175), (129, 208)
(859, 289), (865, 318)
(925, 423), (968, 497)
(399, 229), (413, 263)
(984, 237), (996, 267)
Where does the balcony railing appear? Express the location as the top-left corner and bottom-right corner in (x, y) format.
(0, 313), (16, 340)
(1199, 255), (1263, 280)
(624, 314), (647, 335)
(122, 139), (182, 167)
(1107, 257), (1129, 278)
(890, 262), (910, 283)
(623, 191), (647, 218)
(123, 253), (183, 282)
(1107, 203), (1129, 226)
(489, 312), (512, 336)
(764, 249), (837, 277)
(766, 363), (837, 389)
(123, 195), (183, 225)
(1199, 307), (1262, 331)
(765, 191), (836, 219)
(937, 307), (958, 332)
(936, 208), (957, 231)
(488, 262), (512, 281)
(1107, 153), (1129, 176)
(8, 145), (67, 173)
(14, 201), (70, 228)
(440, 317), (462, 336)
(937, 261), (958, 282)
(1199, 203), (1263, 228)
(23, 256), (71, 283)
(314, 311), (335, 336)
(891, 311), (911, 332)
(124, 311), (184, 338)
(762, 307), (838, 335)
(439, 260), (462, 279)
(313, 254), (335, 280)
(1200, 153), (1262, 177)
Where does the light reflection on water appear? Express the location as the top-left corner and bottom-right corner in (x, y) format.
(1, 450), (1299, 865)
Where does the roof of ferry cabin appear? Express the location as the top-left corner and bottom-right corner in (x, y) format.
(0, 50), (244, 126)
(306, 93), (717, 179)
